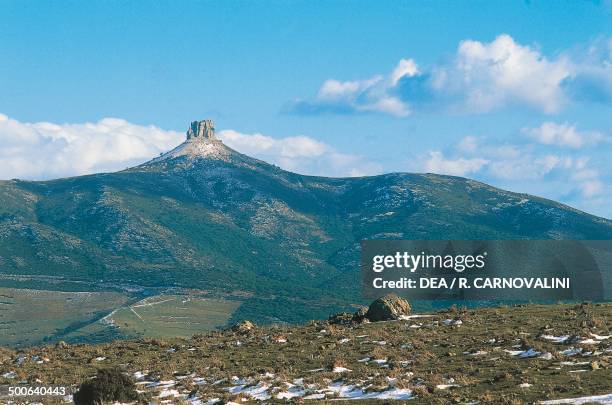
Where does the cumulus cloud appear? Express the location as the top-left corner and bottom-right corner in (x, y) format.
(285, 59), (418, 117)
(522, 122), (609, 149)
(218, 129), (382, 177)
(424, 151), (488, 176)
(0, 114), (381, 181)
(417, 133), (610, 215)
(433, 34), (571, 113)
(562, 37), (612, 103)
(0, 114), (183, 180)
(289, 34), (612, 116)
(390, 58), (419, 86)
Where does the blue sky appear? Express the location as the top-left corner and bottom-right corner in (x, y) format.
(0, 1), (611, 218)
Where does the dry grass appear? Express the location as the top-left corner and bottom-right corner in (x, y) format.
(0, 303), (609, 404)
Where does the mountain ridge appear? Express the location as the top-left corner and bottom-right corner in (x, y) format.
(0, 120), (610, 326)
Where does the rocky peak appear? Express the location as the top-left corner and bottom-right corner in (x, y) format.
(187, 119), (217, 141)
(147, 119), (230, 164)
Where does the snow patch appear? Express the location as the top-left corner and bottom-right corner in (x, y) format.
(504, 348), (541, 358)
(539, 393), (612, 404)
(541, 335), (570, 343)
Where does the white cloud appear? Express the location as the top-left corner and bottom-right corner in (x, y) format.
(424, 151), (488, 176)
(287, 59), (418, 117)
(523, 122), (608, 148)
(391, 58), (419, 86)
(434, 34), (572, 113)
(219, 130), (327, 158)
(0, 114), (381, 180)
(218, 129), (382, 177)
(0, 114), (183, 180)
(419, 135), (609, 208)
(578, 180), (604, 198)
(292, 34), (612, 116)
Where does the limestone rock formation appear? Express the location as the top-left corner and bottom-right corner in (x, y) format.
(150, 119), (230, 163)
(365, 294), (411, 321)
(231, 320), (256, 333)
(187, 119), (216, 141)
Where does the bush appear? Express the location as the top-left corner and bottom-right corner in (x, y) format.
(73, 368), (138, 405)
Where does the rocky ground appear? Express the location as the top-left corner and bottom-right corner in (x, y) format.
(0, 301), (610, 404)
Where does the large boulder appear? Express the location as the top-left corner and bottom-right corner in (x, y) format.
(231, 320), (256, 333)
(366, 294), (411, 321)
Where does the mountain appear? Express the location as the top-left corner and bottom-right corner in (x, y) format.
(0, 120), (611, 325)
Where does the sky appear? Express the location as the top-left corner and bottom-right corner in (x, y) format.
(0, 1), (611, 218)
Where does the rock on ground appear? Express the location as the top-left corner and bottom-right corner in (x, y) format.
(366, 294), (411, 321)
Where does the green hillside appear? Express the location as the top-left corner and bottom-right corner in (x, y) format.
(0, 122), (610, 330)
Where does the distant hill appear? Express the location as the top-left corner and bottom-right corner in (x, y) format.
(0, 120), (610, 324)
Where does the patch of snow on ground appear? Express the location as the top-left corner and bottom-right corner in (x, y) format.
(466, 350), (488, 356)
(579, 338), (601, 345)
(505, 348), (541, 358)
(560, 361), (590, 366)
(399, 314), (433, 320)
(276, 383), (307, 399)
(590, 333), (611, 340)
(539, 393), (612, 404)
(226, 382), (270, 400)
(436, 384), (460, 390)
(442, 319), (463, 326)
(322, 381), (412, 400)
(157, 388), (181, 399)
(561, 347), (583, 356)
(541, 335), (570, 343)
(133, 371), (146, 380)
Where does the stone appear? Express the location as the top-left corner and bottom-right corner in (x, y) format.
(150, 119), (230, 163)
(328, 306), (370, 326)
(187, 120), (216, 141)
(353, 306), (369, 324)
(328, 312), (355, 326)
(231, 320), (255, 333)
(365, 293), (411, 322)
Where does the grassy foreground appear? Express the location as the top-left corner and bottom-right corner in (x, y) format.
(0, 288), (128, 347)
(0, 288), (243, 347)
(0, 302), (610, 404)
